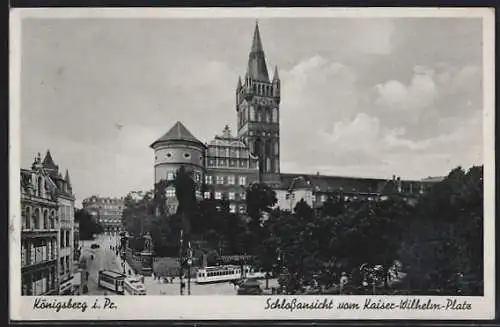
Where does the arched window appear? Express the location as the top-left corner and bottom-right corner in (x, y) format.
(266, 111), (271, 123)
(265, 139), (272, 157)
(43, 209), (49, 230)
(274, 140), (279, 155)
(34, 208), (40, 229)
(50, 210), (56, 229)
(253, 138), (262, 157)
(249, 106), (255, 121)
(22, 206), (30, 229)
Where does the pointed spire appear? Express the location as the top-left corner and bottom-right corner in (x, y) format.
(273, 65), (280, 82)
(65, 169), (72, 189)
(251, 20), (264, 53)
(42, 150), (58, 170)
(247, 21), (270, 82)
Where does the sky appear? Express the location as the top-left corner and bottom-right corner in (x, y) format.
(19, 16), (484, 207)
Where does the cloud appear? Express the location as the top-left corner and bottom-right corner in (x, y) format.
(375, 66), (437, 112)
(373, 63), (482, 140)
(19, 18), (484, 203)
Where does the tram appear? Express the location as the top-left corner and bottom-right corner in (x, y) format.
(123, 276), (147, 295)
(196, 265), (251, 284)
(98, 270), (126, 294)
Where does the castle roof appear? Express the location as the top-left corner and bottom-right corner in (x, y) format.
(150, 121), (204, 148)
(246, 21), (270, 82)
(42, 150), (58, 171)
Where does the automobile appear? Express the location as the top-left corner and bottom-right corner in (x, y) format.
(237, 279), (263, 295)
(91, 243), (100, 249)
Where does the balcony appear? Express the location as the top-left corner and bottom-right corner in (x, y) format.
(21, 257), (58, 271)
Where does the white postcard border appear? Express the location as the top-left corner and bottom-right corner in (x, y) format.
(9, 7), (496, 321)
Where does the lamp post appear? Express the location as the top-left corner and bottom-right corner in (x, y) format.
(187, 242), (192, 296)
(179, 230), (184, 296)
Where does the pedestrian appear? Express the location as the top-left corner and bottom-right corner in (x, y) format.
(340, 272), (348, 294)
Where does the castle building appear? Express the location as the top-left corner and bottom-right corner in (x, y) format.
(150, 22), (442, 215)
(20, 151), (76, 295)
(236, 22), (281, 188)
(150, 121), (206, 214)
(205, 125), (260, 213)
(81, 196), (124, 235)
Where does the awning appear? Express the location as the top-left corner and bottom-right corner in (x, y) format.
(71, 272), (81, 286)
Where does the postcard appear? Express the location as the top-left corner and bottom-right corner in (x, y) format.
(9, 7), (495, 320)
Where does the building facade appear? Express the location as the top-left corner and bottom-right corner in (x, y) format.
(205, 125), (260, 213)
(82, 196), (124, 235)
(150, 22), (442, 215)
(39, 150), (76, 295)
(20, 151), (76, 295)
(150, 121), (206, 214)
(236, 23), (281, 188)
(20, 161), (59, 295)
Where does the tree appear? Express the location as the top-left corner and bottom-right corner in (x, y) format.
(246, 183), (278, 231)
(75, 208), (105, 240)
(174, 166), (197, 240)
(399, 166), (484, 295)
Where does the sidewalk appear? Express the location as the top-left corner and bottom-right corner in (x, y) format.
(115, 253), (135, 276)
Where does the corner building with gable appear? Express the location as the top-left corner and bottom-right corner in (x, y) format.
(151, 22), (441, 214)
(20, 151), (76, 295)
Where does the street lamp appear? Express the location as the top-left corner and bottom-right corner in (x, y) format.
(179, 230), (184, 296)
(187, 243), (192, 296)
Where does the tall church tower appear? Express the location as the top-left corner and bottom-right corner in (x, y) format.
(236, 22), (281, 187)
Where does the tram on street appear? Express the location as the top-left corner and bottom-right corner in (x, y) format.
(123, 276), (147, 295)
(98, 270), (126, 295)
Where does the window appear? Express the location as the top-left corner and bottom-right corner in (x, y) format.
(216, 176), (224, 185)
(166, 152), (173, 159)
(239, 176), (247, 186)
(204, 192), (211, 199)
(240, 192), (246, 200)
(194, 173), (201, 182)
(228, 192), (235, 200)
(239, 205), (246, 213)
(205, 175), (212, 185)
(167, 172), (175, 181)
(60, 231), (64, 248)
(166, 188), (176, 198)
(184, 153), (191, 159)
(227, 175), (235, 185)
(66, 231), (70, 247)
(229, 204), (236, 213)
(215, 192), (222, 200)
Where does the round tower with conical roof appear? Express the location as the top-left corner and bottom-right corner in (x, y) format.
(150, 121), (206, 214)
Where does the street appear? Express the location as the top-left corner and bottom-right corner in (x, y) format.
(81, 234), (279, 295)
(80, 234), (122, 295)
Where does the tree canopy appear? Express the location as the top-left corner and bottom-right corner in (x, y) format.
(121, 164), (483, 295)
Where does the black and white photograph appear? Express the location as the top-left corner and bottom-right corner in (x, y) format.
(9, 8), (494, 320)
